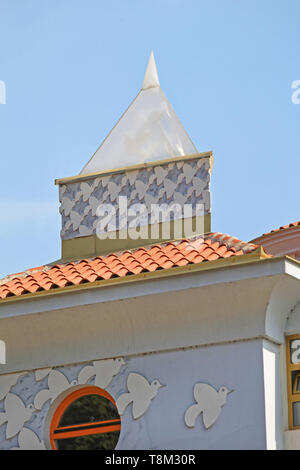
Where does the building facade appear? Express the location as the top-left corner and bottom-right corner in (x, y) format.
(0, 53), (300, 450)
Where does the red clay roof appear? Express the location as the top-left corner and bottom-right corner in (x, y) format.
(262, 221), (300, 237)
(0, 233), (259, 300)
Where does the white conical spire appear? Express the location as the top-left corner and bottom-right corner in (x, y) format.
(142, 50), (160, 90)
(80, 52), (197, 174)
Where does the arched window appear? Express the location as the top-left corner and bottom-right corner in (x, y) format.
(49, 386), (121, 450)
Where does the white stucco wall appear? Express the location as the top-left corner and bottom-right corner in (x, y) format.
(262, 340), (284, 449)
(0, 257), (299, 449)
(0, 340), (271, 450)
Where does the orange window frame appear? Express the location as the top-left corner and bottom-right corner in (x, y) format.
(49, 386), (121, 450)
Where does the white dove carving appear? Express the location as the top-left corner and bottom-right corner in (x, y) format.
(120, 175), (128, 188)
(80, 182), (93, 202)
(74, 188), (82, 203)
(154, 166), (168, 185)
(78, 358), (126, 388)
(89, 196), (100, 216)
(83, 204), (91, 217)
(202, 191), (211, 211)
(102, 190), (109, 201)
(182, 163), (197, 184)
(144, 193), (158, 209)
(192, 176), (206, 197)
(12, 428), (46, 450)
(0, 393), (35, 439)
(101, 176), (109, 188)
(157, 187), (167, 200)
(173, 191), (187, 207)
(34, 368), (52, 382)
(185, 383), (233, 429)
(79, 225), (93, 236)
(116, 373), (165, 420)
(107, 181), (120, 202)
(127, 171), (139, 186)
(70, 210), (83, 231)
(135, 180), (148, 200)
(0, 372), (28, 401)
(59, 185), (67, 199)
(34, 370), (77, 410)
(61, 196), (74, 217)
(197, 158), (207, 170)
(63, 219), (72, 231)
(163, 178), (177, 199)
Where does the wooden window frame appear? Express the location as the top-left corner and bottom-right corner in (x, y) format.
(286, 334), (300, 430)
(292, 372), (300, 395)
(49, 386), (121, 450)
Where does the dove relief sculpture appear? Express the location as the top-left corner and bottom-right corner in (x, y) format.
(78, 357), (126, 388)
(34, 370), (77, 410)
(116, 372), (165, 420)
(0, 393), (35, 439)
(163, 178), (177, 199)
(60, 156), (210, 241)
(79, 225), (93, 236)
(182, 163), (197, 184)
(34, 368), (52, 382)
(184, 383), (234, 430)
(0, 372), (28, 401)
(61, 196), (74, 217)
(81, 182), (93, 202)
(12, 428), (46, 450)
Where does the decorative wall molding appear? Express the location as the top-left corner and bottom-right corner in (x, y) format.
(59, 157), (211, 240)
(0, 352), (237, 449)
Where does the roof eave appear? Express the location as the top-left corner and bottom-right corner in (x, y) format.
(0, 246), (279, 306)
(55, 152), (213, 186)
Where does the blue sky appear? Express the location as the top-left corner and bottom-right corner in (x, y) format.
(0, 0), (299, 278)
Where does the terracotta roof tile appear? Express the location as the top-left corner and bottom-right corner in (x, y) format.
(262, 221), (300, 237)
(0, 232), (260, 300)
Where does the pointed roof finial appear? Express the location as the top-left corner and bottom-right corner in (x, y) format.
(80, 49), (197, 175)
(142, 50), (160, 90)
